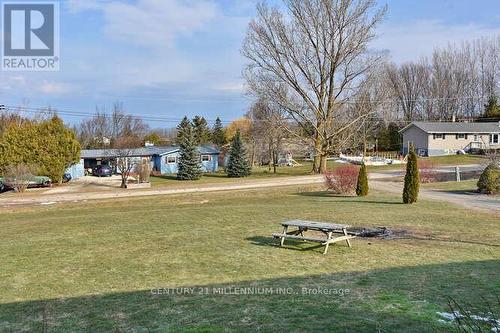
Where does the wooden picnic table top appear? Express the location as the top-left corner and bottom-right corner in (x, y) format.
(282, 220), (350, 231)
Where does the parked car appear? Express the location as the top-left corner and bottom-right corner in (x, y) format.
(63, 173), (72, 183)
(93, 165), (113, 177)
(30, 176), (52, 188)
(0, 175), (51, 191)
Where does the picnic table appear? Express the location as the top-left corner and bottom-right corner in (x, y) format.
(272, 220), (356, 254)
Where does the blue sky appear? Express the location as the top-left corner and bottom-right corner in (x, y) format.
(1, 0), (500, 127)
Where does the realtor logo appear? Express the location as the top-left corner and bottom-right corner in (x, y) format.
(1, 1), (59, 71)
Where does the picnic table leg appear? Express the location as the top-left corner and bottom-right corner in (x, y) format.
(323, 231), (333, 255)
(280, 226), (288, 246)
(299, 227), (306, 241)
(343, 228), (352, 247)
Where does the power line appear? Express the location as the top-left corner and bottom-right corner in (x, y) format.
(1, 94), (496, 126)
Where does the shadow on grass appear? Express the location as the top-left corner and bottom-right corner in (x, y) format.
(247, 236), (326, 253)
(0, 260), (498, 332)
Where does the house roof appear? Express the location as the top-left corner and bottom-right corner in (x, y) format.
(81, 145), (220, 159)
(400, 121), (500, 134)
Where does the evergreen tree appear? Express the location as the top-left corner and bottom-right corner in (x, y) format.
(403, 149), (419, 204)
(212, 117), (226, 147)
(193, 116), (211, 145)
(356, 163), (369, 196)
(482, 95), (500, 118)
(176, 116), (192, 145)
(477, 163), (500, 194)
(177, 124), (202, 181)
(226, 130), (251, 178)
(0, 116), (81, 183)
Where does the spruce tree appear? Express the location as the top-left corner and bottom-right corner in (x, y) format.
(356, 163), (369, 197)
(193, 116), (211, 145)
(226, 130), (251, 178)
(403, 149), (419, 204)
(176, 116), (192, 145)
(177, 123), (202, 181)
(212, 117), (226, 147)
(482, 95), (500, 118)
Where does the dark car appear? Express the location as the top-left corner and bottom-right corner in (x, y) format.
(93, 165), (113, 177)
(63, 173), (72, 183)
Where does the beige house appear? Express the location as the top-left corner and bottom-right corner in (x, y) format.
(400, 121), (500, 156)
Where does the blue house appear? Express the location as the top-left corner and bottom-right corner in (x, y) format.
(66, 145), (220, 180)
(152, 145), (219, 174)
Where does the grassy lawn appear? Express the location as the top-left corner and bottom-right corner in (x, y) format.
(151, 155), (488, 187)
(0, 185), (498, 332)
(150, 161), (336, 187)
(422, 154), (488, 166)
(422, 179), (479, 192)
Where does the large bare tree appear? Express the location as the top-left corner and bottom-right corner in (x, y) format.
(242, 0), (386, 173)
(77, 102), (149, 149)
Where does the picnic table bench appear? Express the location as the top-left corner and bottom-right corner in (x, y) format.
(272, 220), (356, 254)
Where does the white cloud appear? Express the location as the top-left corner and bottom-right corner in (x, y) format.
(68, 0), (217, 49)
(374, 20), (500, 63)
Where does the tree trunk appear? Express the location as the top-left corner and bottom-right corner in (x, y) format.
(120, 177), (127, 189)
(269, 143), (273, 171)
(312, 138), (322, 174)
(273, 149), (277, 174)
(319, 153), (328, 174)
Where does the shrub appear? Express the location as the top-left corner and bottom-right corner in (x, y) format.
(356, 163), (369, 196)
(403, 150), (419, 204)
(324, 165), (359, 194)
(3, 164), (36, 193)
(477, 163), (500, 194)
(419, 159), (438, 183)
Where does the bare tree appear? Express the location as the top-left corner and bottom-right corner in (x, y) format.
(383, 36), (500, 122)
(243, 0), (387, 173)
(113, 136), (143, 189)
(247, 98), (287, 173)
(3, 164), (36, 193)
(76, 102), (149, 149)
(385, 61), (430, 121)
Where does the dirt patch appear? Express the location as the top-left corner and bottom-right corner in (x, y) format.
(350, 227), (410, 240)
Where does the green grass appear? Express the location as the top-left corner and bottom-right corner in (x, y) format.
(150, 161), (337, 187)
(0, 185), (498, 332)
(422, 179), (479, 192)
(151, 155), (488, 187)
(422, 154), (488, 166)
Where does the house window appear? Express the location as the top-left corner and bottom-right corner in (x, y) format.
(456, 134), (467, 139)
(433, 134), (444, 139)
(473, 135), (479, 141)
(201, 155), (211, 162)
(491, 134), (499, 144)
(166, 156), (177, 164)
